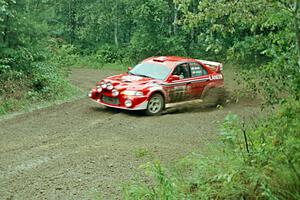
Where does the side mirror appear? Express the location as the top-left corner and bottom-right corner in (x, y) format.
(128, 67), (132, 71)
(169, 75), (180, 82)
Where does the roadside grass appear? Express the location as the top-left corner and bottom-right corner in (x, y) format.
(123, 100), (300, 199)
(70, 55), (129, 71)
(0, 56), (127, 118)
(135, 147), (153, 159)
(123, 148), (259, 200)
(0, 83), (81, 119)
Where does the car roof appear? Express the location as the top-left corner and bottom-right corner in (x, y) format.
(143, 56), (198, 68)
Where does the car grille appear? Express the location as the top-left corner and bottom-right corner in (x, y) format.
(102, 95), (120, 105)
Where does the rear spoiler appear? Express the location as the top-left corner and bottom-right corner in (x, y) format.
(197, 59), (223, 72)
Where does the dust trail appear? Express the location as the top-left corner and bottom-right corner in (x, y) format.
(163, 89), (231, 114)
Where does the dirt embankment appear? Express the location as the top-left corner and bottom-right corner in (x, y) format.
(0, 68), (260, 199)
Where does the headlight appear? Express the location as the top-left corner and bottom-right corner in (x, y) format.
(122, 90), (144, 96)
(112, 89), (119, 97)
(107, 82), (114, 90)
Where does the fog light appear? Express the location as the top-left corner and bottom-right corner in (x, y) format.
(112, 89), (119, 97)
(107, 82), (113, 90)
(125, 99), (132, 107)
(107, 85), (113, 90)
(100, 81), (107, 89)
(101, 83), (107, 89)
(88, 92), (92, 97)
(97, 87), (102, 93)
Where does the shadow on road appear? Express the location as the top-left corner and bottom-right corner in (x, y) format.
(89, 102), (223, 117)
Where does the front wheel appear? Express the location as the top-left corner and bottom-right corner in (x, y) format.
(145, 93), (164, 116)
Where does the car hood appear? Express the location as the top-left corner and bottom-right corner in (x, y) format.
(102, 73), (162, 91)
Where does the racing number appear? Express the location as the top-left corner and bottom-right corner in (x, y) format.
(169, 85), (187, 102)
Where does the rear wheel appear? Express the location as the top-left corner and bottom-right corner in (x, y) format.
(145, 93), (164, 116)
(202, 87), (225, 107)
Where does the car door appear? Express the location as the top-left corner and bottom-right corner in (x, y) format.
(187, 62), (210, 99)
(165, 63), (192, 103)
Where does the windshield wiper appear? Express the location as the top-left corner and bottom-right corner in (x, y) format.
(129, 72), (152, 78)
(136, 74), (152, 78)
(128, 71), (136, 75)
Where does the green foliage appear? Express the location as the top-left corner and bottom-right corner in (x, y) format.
(123, 100), (300, 199)
(48, 39), (80, 67)
(126, 0), (186, 61)
(134, 147), (152, 159)
(31, 62), (68, 98)
(123, 161), (182, 200)
(0, 40), (78, 114)
(0, 51), (77, 114)
(178, 0), (300, 105)
(95, 45), (123, 63)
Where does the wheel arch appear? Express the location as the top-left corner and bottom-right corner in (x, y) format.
(201, 84), (215, 99)
(148, 90), (166, 109)
(148, 90), (165, 101)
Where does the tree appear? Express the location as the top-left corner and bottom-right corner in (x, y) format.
(177, 0), (300, 104)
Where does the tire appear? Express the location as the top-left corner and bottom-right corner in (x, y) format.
(202, 87), (225, 107)
(145, 93), (164, 116)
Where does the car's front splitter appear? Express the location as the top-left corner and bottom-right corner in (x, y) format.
(91, 98), (149, 111)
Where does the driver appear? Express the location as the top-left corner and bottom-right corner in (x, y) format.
(173, 64), (188, 79)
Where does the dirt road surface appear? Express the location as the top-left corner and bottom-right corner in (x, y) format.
(0, 68), (260, 199)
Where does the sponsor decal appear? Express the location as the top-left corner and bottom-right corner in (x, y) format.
(169, 85), (186, 101)
(174, 85), (186, 91)
(209, 74), (223, 80)
(191, 66), (203, 76)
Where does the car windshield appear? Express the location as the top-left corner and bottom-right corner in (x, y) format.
(129, 62), (171, 80)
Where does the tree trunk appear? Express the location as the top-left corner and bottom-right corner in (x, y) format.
(35, 0), (40, 11)
(114, 22), (119, 47)
(69, 0), (76, 44)
(294, 0), (300, 70)
(173, 2), (180, 35)
(2, 0), (12, 46)
(3, 15), (9, 45)
(113, 1), (119, 47)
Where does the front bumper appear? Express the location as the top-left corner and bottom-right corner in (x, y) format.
(89, 89), (148, 110)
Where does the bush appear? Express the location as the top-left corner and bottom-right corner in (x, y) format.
(31, 62), (71, 99)
(95, 45), (124, 63)
(0, 39), (79, 114)
(48, 39), (80, 67)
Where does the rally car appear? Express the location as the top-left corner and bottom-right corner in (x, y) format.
(88, 56), (224, 115)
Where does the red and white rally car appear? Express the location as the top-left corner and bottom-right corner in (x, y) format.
(89, 56), (224, 115)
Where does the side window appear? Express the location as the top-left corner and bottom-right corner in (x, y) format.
(172, 63), (191, 79)
(189, 62), (208, 77)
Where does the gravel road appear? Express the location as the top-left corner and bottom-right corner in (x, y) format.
(0, 68), (260, 199)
